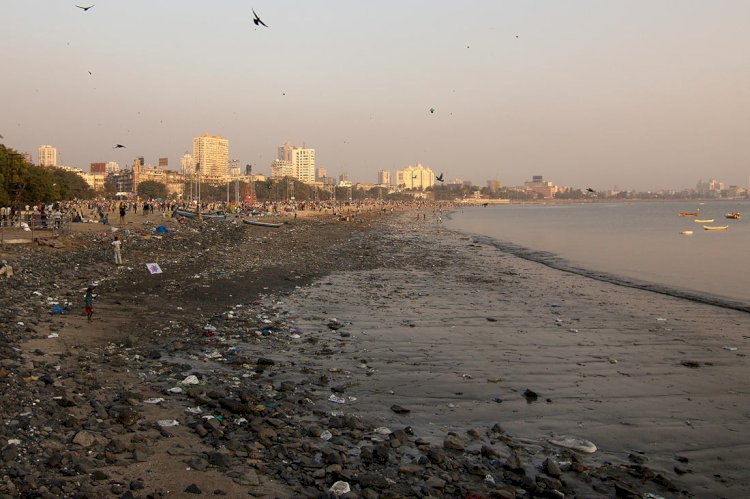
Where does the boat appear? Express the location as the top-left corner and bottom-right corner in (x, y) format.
(172, 209), (229, 221)
(703, 225), (729, 231)
(243, 219), (283, 228)
(725, 212), (741, 220)
(678, 212), (698, 217)
(694, 219), (714, 223)
(680, 230), (693, 235)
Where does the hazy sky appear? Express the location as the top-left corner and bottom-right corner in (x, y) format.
(2, 1), (749, 190)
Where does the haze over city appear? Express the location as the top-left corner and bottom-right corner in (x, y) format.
(3, 1), (749, 191)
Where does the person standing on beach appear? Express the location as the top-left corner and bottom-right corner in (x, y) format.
(112, 236), (123, 265)
(84, 287), (95, 320)
(119, 204), (126, 225)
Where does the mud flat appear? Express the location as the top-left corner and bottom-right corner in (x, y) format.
(0, 210), (747, 497)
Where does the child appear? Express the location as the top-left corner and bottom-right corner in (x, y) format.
(84, 287), (95, 320)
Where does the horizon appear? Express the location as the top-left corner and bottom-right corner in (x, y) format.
(2, 1), (749, 191)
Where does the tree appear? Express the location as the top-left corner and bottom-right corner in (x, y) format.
(138, 180), (167, 199)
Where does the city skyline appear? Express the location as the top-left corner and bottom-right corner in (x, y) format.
(2, 1), (749, 191)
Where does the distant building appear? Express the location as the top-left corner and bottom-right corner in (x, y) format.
(106, 161), (120, 174)
(524, 175), (560, 198)
(38, 145), (57, 167)
(395, 163), (435, 190)
(90, 162), (107, 174)
(180, 152), (193, 175)
(137, 157), (145, 167)
(696, 178), (724, 196)
(339, 172), (350, 183)
(158, 157), (168, 168)
(193, 134), (229, 180)
(486, 180), (502, 193)
(278, 141), (293, 162)
(291, 146), (315, 182)
(228, 159), (240, 178)
(378, 170), (391, 186)
(21, 152), (33, 163)
(271, 159), (294, 179)
(317, 166), (327, 181)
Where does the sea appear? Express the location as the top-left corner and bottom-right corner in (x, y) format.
(445, 200), (750, 310)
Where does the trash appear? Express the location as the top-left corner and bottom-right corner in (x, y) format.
(723, 346), (738, 351)
(329, 481), (351, 496)
(320, 430), (332, 440)
(155, 225), (171, 233)
(157, 419), (180, 427)
(7, 439), (21, 445)
(569, 328), (579, 333)
(485, 474), (496, 485)
(373, 427), (392, 435)
(51, 306), (63, 314)
(47, 333), (59, 339)
(656, 317), (667, 321)
(167, 387), (183, 393)
(548, 436), (597, 453)
(181, 375), (200, 385)
(146, 263), (163, 274)
(144, 397), (165, 404)
(328, 394), (347, 404)
(185, 407), (203, 414)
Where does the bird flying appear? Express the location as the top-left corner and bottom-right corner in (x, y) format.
(252, 9), (268, 27)
(113, 144), (126, 149)
(76, 5), (95, 11)
(586, 187), (595, 193)
(436, 173), (444, 182)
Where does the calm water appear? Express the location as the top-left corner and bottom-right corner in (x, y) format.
(446, 200), (750, 308)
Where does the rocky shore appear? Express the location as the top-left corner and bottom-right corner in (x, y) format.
(0, 210), (738, 497)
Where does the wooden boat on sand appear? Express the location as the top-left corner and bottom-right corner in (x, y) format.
(172, 209), (229, 221)
(243, 219), (283, 228)
(680, 230), (693, 235)
(694, 219), (714, 223)
(703, 225), (729, 231)
(725, 212), (741, 220)
(678, 212), (698, 217)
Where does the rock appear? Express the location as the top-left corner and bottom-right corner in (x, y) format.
(443, 434), (465, 451)
(504, 450), (524, 473)
(548, 436), (597, 454)
(257, 357), (275, 366)
(357, 472), (389, 489)
(424, 476), (446, 490)
(90, 470), (108, 481)
(542, 457), (562, 478)
(72, 430), (96, 448)
(329, 480), (350, 495)
(184, 483), (202, 494)
(236, 469), (260, 486)
(208, 452), (232, 468)
(390, 404), (410, 414)
(522, 389), (538, 402)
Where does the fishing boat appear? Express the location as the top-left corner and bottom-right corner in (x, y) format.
(725, 212), (741, 220)
(243, 219), (283, 228)
(680, 230), (693, 235)
(678, 212), (698, 217)
(172, 209), (229, 221)
(694, 219), (714, 223)
(703, 225), (729, 231)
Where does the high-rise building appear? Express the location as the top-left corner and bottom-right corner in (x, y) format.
(137, 157), (145, 167)
(317, 166), (327, 180)
(228, 159), (240, 177)
(21, 152), (33, 163)
(291, 147), (315, 182)
(106, 161), (120, 174)
(378, 170), (391, 186)
(395, 163), (435, 190)
(38, 145), (57, 167)
(192, 134), (229, 178)
(271, 159), (294, 179)
(180, 152), (193, 175)
(90, 162), (107, 174)
(278, 141), (293, 162)
(158, 157), (168, 168)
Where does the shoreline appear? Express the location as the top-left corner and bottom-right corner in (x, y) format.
(1, 209), (748, 497)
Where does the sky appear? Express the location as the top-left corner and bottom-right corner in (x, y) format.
(2, 0), (749, 191)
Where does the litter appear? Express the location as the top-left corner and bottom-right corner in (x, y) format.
(329, 481), (351, 496)
(180, 375), (200, 385)
(548, 436), (597, 454)
(146, 263), (163, 274)
(157, 419), (180, 427)
(167, 387), (183, 393)
(185, 406), (203, 414)
(320, 430), (333, 440)
(7, 439), (21, 446)
(47, 333), (59, 339)
(144, 398), (165, 404)
(723, 346), (738, 351)
(328, 394), (347, 404)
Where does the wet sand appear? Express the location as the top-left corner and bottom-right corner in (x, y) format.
(282, 216), (750, 497)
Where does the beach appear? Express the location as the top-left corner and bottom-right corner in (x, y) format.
(1, 208), (748, 497)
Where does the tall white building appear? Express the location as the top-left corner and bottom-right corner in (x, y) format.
(38, 145), (57, 167)
(378, 170), (391, 186)
(291, 147), (315, 182)
(180, 152), (194, 175)
(192, 134), (229, 178)
(106, 161), (120, 174)
(396, 163), (435, 190)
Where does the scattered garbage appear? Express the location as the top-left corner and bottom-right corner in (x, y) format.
(185, 407), (203, 414)
(723, 346), (738, 351)
(329, 481), (351, 496)
(320, 430), (332, 440)
(157, 419), (180, 427)
(328, 394), (346, 404)
(167, 387), (183, 394)
(7, 439), (21, 446)
(485, 474), (496, 485)
(548, 436), (597, 453)
(143, 397), (164, 404)
(146, 263), (163, 274)
(180, 375), (200, 385)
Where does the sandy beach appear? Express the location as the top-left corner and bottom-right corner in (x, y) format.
(1, 208), (748, 497)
